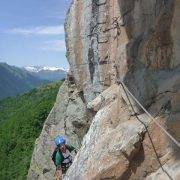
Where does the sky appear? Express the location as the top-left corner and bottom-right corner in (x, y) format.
(0, 0), (71, 69)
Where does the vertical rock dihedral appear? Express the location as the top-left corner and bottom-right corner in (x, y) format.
(28, 80), (92, 179)
(64, 0), (180, 179)
(65, 0), (179, 107)
(28, 0), (180, 179)
(65, 0), (103, 103)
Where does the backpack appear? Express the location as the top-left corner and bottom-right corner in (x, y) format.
(52, 147), (59, 165)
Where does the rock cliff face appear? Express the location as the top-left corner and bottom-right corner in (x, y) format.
(28, 78), (93, 179)
(28, 0), (180, 179)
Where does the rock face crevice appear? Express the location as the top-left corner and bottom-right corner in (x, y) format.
(28, 77), (93, 179)
(28, 0), (180, 179)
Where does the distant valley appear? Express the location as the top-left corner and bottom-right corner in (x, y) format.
(0, 63), (67, 99)
(0, 81), (62, 179)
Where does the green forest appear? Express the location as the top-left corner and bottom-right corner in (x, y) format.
(0, 81), (62, 180)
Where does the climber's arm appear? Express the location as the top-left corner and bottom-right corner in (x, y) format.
(66, 145), (77, 153)
(55, 152), (63, 179)
(55, 168), (62, 180)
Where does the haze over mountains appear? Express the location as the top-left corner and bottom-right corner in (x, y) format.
(24, 65), (67, 81)
(0, 63), (67, 99)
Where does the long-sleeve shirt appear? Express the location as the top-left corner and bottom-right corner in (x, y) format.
(55, 145), (75, 167)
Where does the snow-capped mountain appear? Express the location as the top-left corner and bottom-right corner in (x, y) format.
(0, 63), (49, 99)
(24, 66), (67, 81)
(24, 66), (67, 73)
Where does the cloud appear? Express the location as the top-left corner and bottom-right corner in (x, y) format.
(5, 25), (64, 36)
(41, 40), (66, 52)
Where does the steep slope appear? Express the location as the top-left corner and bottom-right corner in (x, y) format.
(0, 63), (49, 99)
(28, 0), (180, 179)
(28, 75), (93, 179)
(0, 82), (61, 180)
(64, 0), (180, 179)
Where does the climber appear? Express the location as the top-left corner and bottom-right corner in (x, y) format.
(52, 135), (76, 180)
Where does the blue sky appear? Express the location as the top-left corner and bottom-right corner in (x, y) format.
(0, 0), (71, 68)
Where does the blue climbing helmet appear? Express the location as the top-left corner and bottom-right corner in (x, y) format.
(54, 136), (66, 146)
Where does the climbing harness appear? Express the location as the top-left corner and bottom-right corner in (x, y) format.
(61, 149), (73, 174)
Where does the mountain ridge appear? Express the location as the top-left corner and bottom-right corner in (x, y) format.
(0, 62), (50, 99)
(24, 65), (67, 81)
(24, 65), (67, 73)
